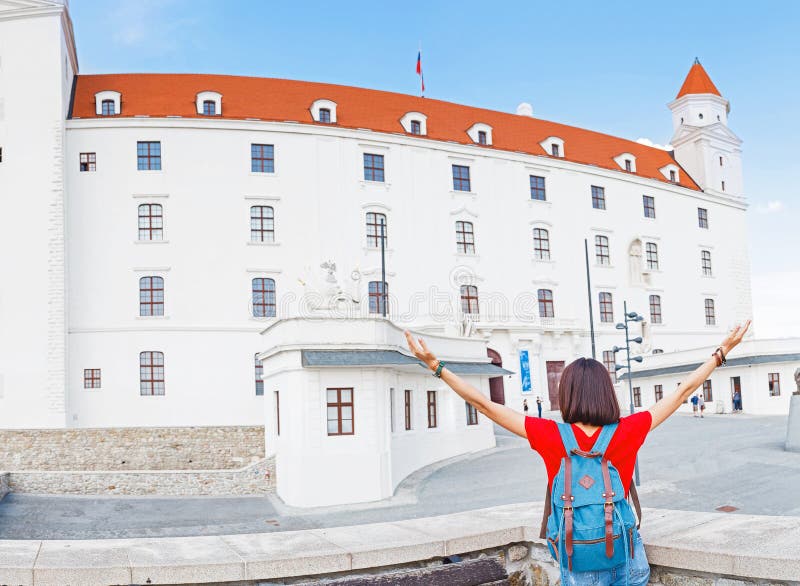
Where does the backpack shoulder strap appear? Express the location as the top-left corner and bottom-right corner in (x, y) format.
(592, 422), (619, 456)
(556, 422), (580, 453)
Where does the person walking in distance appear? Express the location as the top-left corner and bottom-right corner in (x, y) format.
(523, 399), (529, 415)
(405, 321), (750, 584)
(536, 395), (543, 418)
(691, 393), (699, 417)
(698, 392), (706, 418)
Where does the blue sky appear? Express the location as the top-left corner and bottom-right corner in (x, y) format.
(70, 0), (799, 337)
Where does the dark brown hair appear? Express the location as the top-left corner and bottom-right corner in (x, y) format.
(559, 358), (620, 425)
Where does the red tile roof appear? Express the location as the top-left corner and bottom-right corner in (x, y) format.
(71, 74), (700, 191)
(676, 62), (721, 99)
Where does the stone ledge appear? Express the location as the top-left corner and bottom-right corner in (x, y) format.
(0, 503), (796, 585)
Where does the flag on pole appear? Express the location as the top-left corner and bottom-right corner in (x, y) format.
(416, 51), (425, 95)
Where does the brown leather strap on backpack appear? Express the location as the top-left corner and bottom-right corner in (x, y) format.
(539, 484), (551, 540)
(629, 482), (643, 529)
(562, 457), (574, 571)
(600, 458), (616, 558)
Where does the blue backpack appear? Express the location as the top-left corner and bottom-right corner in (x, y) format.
(540, 423), (643, 579)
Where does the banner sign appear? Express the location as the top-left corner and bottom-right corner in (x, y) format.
(519, 350), (532, 393)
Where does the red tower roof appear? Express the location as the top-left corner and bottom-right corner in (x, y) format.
(676, 61), (721, 99)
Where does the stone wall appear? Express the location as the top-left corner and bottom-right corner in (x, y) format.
(0, 425), (264, 470)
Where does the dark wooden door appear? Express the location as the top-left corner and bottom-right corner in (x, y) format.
(546, 361), (565, 411)
(487, 348), (505, 405)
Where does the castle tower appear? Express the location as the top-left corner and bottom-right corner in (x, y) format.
(0, 1), (76, 427)
(668, 59), (743, 199)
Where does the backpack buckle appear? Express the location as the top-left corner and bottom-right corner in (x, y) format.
(604, 501), (614, 509)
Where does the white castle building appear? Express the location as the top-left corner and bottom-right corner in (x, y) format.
(1, 1), (796, 504)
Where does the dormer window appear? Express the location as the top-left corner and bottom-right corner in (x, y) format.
(400, 112), (427, 135)
(659, 163), (680, 183)
(467, 123), (492, 146)
(669, 170), (676, 182)
(613, 153), (637, 173)
(310, 99), (337, 123)
(539, 136), (565, 158)
(196, 91), (222, 116)
(94, 91), (121, 116)
(625, 159), (632, 172)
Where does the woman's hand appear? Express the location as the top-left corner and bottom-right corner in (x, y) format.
(404, 330), (438, 370)
(719, 320), (751, 356)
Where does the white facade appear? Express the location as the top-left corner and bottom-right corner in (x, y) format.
(0, 1), (762, 432)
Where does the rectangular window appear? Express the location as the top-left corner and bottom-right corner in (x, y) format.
(533, 228), (550, 260)
(595, 235), (610, 265)
(368, 281), (388, 315)
(701, 250), (712, 276)
(275, 391), (281, 436)
(254, 353), (264, 396)
(140, 351), (165, 396)
(654, 384), (663, 402)
(101, 99), (116, 116)
(721, 181), (726, 192)
(602, 350), (617, 383)
(646, 242), (659, 270)
(465, 401), (478, 425)
(319, 108), (331, 123)
(551, 144), (560, 157)
(477, 130), (487, 145)
(80, 152), (96, 172)
(404, 389), (412, 430)
(137, 141), (161, 171)
(139, 276), (164, 316)
(250, 206), (275, 243)
(599, 292), (613, 323)
(633, 387), (641, 408)
(202, 100), (216, 116)
(703, 379), (713, 402)
(698, 207), (709, 229)
(251, 143), (274, 173)
(538, 289), (554, 319)
(427, 391), (437, 428)
(452, 164), (471, 192)
(591, 186), (605, 210)
(529, 175), (546, 201)
(252, 278), (277, 318)
(456, 221), (476, 254)
(625, 159), (632, 172)
(768, 373), (781, 397)
(326, 387), (354, 435)
(460, 285), (479, 315)
(138, 204), (163, 241)
(649, 295), (662, 324)
(643, 195), (656, 218)
(363, 153), (385, 182)
(83, 368), (101, 389)
(410, 120), (421, 135)
(705, 298), (716, 325)
(669, 170), (676, 182)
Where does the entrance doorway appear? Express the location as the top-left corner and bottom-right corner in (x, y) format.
(731, 376), (742, 411)
(487, 349), (505, 405)
(546, 361), (565, 411)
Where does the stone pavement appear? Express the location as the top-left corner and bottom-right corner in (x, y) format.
(0, 412), (797, 539)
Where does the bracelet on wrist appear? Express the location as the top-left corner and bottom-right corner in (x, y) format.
(433, 361), (445, 378)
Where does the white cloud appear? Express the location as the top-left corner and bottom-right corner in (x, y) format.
(751, 271), (800, 338)
(636, 138), (672, 151)
(755, 200), (785, 214)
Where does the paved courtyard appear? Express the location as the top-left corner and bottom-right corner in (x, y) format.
(0, 412), (797, 539)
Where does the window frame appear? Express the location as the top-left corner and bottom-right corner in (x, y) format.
(404, 389), (413, 430)
(452, 164), (471, 192)
(698, 207), (709, 229)
(533, 228), (551, 260)
(455, 221), (476, 254)
(254, 353), (264, 396)
(83, 368), (101, 389)
(79, 152), (96, 172)
(250, 206), (275, 243)
(633, 386), (641, 408)
(326, 387), (354, 436)
(643, 195), (656, 219)
(101, 99), (116, 116)
(602, 350), (617, 383)
(649, 294), (662, 324)
(599, 291), (614, 323)
(591, 185), (606, 210)
(252, 277), (277, 318)
(529, 175), (546, 201)
(645, 242), (659, 270)
(460, 285), (479, 315)
(701, 250), (713, 276)
(410, 120), (421, 135)
(654, 384), (663, 402)
(137, 141), (162, 171)
(368, 280), (388, 315)
(139, 276), (165, 317)
(202, 100), (216, 116)
(768, 373), (781, 397)
(139, 351), (165, 396)
(138, 203), (164, 241)
(465, 401), (479, 425)
(704, 298), (716, 325)
(366, 212), (388, 248)
(427, 390), (438, 428)
(251, 143), (275, 173)
(595, 235), (610, 265)
(318, 108), (331, 123)
(363, 153), (385, 182)
(538, 289), (554, 318)
(702, 379), (713, 402)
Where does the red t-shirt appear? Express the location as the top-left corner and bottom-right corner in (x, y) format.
(524, 411), (652, 496)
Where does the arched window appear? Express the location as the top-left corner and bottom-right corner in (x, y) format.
(252, 278), (276, 317)
(368, 281), (388, 315)
(139, 276), (164, 316)
(537, 289), (554, 318)
(599, 292), (613, 323)
(138, 204), (163, 241)
(595, 235), (610, 265)
(460, 285), (479, 315)
(704, 299), (716, 325)
(250, 206), (275, 242)
(455, 221), (475, 254)
(366, 212), (387, 248)
(533, 228), (550, 260)
(202, 100), (216, 116)
(645, 242), (659, 270)
(602, 350), (617, 383)
(139, 351), (165, 396)
(101, 99), (116, 116)
(701, 250), (712, 276)
(649, 295), (662, 324)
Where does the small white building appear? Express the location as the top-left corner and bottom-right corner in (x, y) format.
(619, 338), (799, 415)
(258, 317), (504, 507)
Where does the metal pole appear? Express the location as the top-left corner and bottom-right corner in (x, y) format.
(584, 239), (596, 359)
(624, 300), (641, 486)
(380, 218), (387, 318)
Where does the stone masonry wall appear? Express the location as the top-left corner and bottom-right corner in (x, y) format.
(7, 457), (275, 496)
(0, 425), (264, 471)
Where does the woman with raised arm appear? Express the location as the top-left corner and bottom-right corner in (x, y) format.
(404, 321), (750, 585)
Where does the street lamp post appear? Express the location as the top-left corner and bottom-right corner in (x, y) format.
(613, 300), (644, 486)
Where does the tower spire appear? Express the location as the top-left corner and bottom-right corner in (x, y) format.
(676, 60), (721, 99)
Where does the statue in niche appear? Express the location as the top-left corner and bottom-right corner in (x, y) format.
(299, 260), (360, 313)
(628, 240), (645, 286)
